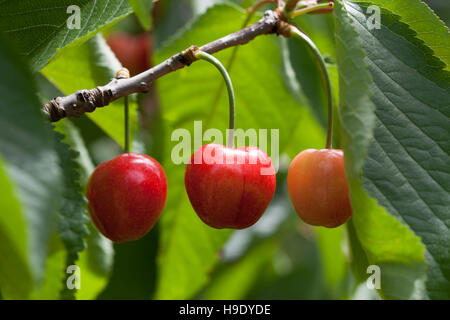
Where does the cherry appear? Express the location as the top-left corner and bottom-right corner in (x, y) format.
(106, 32), (151, 76)
(185, 143), (276, 229)
(86, 153), (167, 242)
(287, 149), (352, 228)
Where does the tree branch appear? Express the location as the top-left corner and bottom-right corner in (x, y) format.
(43, 9), (290, 122)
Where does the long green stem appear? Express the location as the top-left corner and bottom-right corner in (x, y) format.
(205, 0), (275, 129)
(290, 26), (333, 149)
(124, 95), (130, 153)
(291, 2), (334, 17)
(194, 50), (236, 148)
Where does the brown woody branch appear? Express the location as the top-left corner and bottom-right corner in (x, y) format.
(42, 9), (292, 122)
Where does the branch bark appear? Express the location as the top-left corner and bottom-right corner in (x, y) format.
(43, 9), (290, 122)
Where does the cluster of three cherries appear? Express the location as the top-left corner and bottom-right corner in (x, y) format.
(86, 143), (352, 243)
(87, 31), (351, 243)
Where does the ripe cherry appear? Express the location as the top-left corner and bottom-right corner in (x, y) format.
(185, 143), (276, 229)
(287, 149), (352, 228)
(86, 153), (167, 242)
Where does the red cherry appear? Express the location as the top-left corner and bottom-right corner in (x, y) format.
(287, 149), (352, 228)
(185, 143), (276, 229)
(106, 32), (151, 76)
(86, 153), (167, 242)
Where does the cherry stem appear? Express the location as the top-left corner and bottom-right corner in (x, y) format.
(291, 2), (334, 17)
(124, 95), (130, 153)
(115, 67), (131, 153)
(205, 0), (275, 130)
(194, 50), (236, 148)
(290, 26), (333, 149)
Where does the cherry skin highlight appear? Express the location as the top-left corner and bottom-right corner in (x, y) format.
(185, 143), (276, 229)
(86, 153), (167, 242)
(287, 149), (352, 228)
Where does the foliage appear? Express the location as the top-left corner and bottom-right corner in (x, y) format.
(0, 36), (62, 299)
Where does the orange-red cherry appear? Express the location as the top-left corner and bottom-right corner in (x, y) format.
(185, 143), (276, 229)
(86, 153), (167, 242)
(287, 149), (352, 228)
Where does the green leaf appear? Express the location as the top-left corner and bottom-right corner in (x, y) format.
(203, 238), (277, 300)
(55, 120), (114, 300)
(55, 120), (95, 185)
(153, 3), (318, 299)
(345, 1), (450, 299)
(356, 0), (450, 70)
(76, 223), (114, 300)
(0, 157), (33, 298)
(53, 124), (90, 299)
(0, 0), (132, 71)
(0, 37), (62, 298)
(334, 1), (427, 300)
(316, 227), (348, 296)
(156, 162), (232, 299)
(42, 34), (139, 149)
(346, 219), (371, 283)
(129, 0), (155, 31)
(30, 233), (67, 299)
(98, 230), (158, 299)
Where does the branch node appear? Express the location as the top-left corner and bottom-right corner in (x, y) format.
(181, 45), (200, 66)
(273, 8), (292, 37)
(115, 67), (131, 79)
(277, 20), (293, 37)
